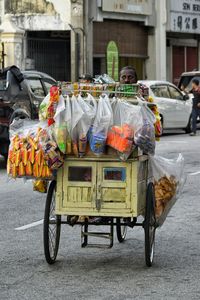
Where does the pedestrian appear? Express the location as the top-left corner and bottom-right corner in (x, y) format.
(190, 78), (200, 136)
(119, 66), (138, 84)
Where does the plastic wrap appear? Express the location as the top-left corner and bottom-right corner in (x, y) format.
(149, 154), (185, 227)
(107, 99), (142, 160)
(89, 95), (113, 155)
(134, 105), (156, 155)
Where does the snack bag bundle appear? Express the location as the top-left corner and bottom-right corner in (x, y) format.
(7, 125), (53, 179)
(70, 94), (97, 157)
(149, 154), (185, 226)
(89, 95), (113, 155)
(47, 86), (60, 126)
(107, 99), (142, 160)
(134, 105), (156, 155)
(33, 180), (48, 193)
(147, 97), (162, 140)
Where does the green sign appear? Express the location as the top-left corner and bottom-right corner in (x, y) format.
(106, 41), (119, 81)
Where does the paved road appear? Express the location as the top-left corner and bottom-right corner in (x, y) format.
(0, 132), (200, 300)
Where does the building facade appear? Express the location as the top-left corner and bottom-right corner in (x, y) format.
(0, 0), (199, 83)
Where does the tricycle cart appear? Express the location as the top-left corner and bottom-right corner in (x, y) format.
(43, 149), (157, 267)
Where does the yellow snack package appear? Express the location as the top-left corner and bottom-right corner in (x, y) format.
(33, 180), (48, 193)
(26, 161), (32, 176)
(19, 162), (25, 176)
(33, 162), (39, 178)
(15, 150), (21, 167)
(12, 164), (18, 178)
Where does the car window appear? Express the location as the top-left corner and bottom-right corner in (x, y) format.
(27, 79), (45, 97)
(42, 78), (56, 93)
(168, 86), (183, 100)
(0, 79), (7, 90)
(151, 85), (170, 98)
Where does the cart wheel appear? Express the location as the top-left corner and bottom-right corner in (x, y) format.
(43, 180), (61, 264)
(116, 218), (127, 243)
(144, 182), (156, 267)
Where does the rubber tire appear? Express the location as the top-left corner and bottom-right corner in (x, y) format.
(116, 218), (127, 243)
(144, 182), (156, 267)
(43, 180), (61, 264)
(185, 114), (192, 134)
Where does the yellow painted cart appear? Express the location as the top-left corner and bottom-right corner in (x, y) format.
(43, 150), (157, 267)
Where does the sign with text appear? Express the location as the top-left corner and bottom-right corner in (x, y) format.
(169, 0), (200, 33)
(102, 0), (152, 16)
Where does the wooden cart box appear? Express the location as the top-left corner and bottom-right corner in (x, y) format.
(55, 155), (148, 218)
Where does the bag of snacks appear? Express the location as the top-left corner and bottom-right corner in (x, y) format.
(149, 154), (185, 227)
(77, 94), (97, 157)
(89, 95), (113, 155)
(107, 99), (142, 160)
(33, 180), (48, 193)
(52, 94), (69, 154)
(134, 104), (156, 155)
(70, 95), (85, 157)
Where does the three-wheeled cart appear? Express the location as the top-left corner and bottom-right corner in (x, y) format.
(43, 148), (157, 267)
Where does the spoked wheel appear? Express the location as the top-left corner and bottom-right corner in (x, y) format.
(43, 180), (61, 264)
(116, 218), (127, 243)
(144, 182), (156, 267)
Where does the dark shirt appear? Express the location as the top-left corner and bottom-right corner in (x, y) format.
(192, 87), (200, 109)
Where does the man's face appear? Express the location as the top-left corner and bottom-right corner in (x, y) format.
(120, 69), (137, 84)
(192, 82), (198, 90)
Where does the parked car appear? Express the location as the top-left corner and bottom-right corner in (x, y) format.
(178, 70), (200, 96)
(0, 65), (56, 158)
(138, 80), (192, 135)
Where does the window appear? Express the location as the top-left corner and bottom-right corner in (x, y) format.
(103, 167), (126, 181)
(42, 79), (56, 94)
(0, 79), (7, 90)
(151, 86), (170, 98)
(168, 86), (183, 100)
(68, 167), (92, 182)
(27, 79), (45, 97)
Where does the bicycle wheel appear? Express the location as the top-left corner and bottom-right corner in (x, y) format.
(43, 180), (61, 264)
(116, 218), (127, 243)
(144, 182), (156, 267)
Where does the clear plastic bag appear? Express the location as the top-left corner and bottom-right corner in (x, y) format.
(149, 153), (185, 227)
(134, 104), (156, 155)
(52, 95), (71, 154)
(77, 94), (97, 157)
(89, 95), (113, 155)
(107, 99), (142, 160)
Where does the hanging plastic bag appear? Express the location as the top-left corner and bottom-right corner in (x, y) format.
(77, 94), (97, 157)
(134, 104), (156, 155)
(107, 99), (143, 160)
(7, 120), (53, 179)
(52, 94), (70, 154)
(149, 154), (185, 227)
(89, 95), (113, 155)
(70, 95), (85, 157)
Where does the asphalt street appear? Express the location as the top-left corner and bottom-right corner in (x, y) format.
(0, 131), (200, 300)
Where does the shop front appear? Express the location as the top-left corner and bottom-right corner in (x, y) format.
(93, 19), (148, 80)
(167, 0), (200, 84)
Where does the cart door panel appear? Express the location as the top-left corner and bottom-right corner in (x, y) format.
(97, 162), (131, 211)
(62, 161), (96, 209)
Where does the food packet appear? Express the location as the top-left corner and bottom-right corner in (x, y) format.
(89, 95), (113, 155)
(53, 95), (71, 154)
(149, 154), (185, 227)
(77, 94), (97, 157)
(107, 99), (142, 160)
(134, 104), (156, 155)
(33, 180), (48, 193)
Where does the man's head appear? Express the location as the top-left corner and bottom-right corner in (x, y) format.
(119, 66), (138, 84)
(192, 78), (199, 89)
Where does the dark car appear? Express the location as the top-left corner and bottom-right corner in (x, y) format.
(0, 65), (56, 158)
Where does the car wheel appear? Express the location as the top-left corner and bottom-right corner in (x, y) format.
(185, 114), (192, 134)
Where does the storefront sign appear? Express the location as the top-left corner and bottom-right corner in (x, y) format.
(102, 0), (152, 16)
(106, 41), (119, 81)
(169, 0), (200, 33)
